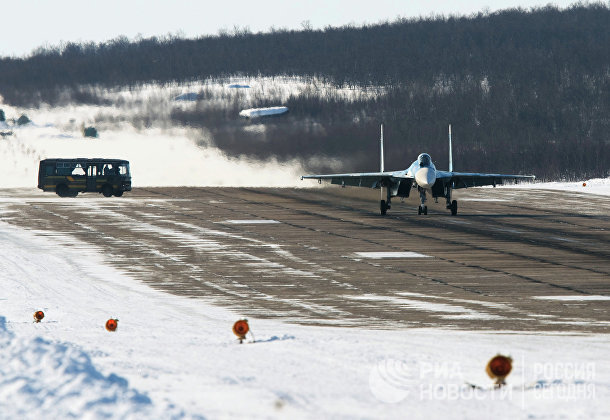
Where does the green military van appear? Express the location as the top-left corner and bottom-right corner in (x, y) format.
(38, 158), (132, 197)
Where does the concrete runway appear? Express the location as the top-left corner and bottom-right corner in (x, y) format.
(2, 186), (609, 332)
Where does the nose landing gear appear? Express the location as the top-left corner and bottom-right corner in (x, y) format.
(417, 187), (428, 215)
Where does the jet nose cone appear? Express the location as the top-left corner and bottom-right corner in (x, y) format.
(415, 168), (436, 188)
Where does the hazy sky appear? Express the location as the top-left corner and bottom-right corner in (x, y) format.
(1, 0), (581, 57)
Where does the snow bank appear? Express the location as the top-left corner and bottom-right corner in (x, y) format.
(239, 106), (289, 119)
(0, 316), (160, 419)
(504, 177), (610, 196)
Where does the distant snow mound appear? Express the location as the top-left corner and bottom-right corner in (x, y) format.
(0, 316), (161, 418)
(512, 176), (610, 196)
(239, 106), (289, 119)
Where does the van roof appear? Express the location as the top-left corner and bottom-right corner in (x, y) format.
(40, 158), (129, 164)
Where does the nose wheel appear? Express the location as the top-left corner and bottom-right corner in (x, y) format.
(417, 187), (428, 215)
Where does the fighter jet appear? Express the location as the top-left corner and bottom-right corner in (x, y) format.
(301, 125), (535, 216)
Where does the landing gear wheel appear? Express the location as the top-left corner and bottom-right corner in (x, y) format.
(423, 205), (428, 215)
(418, 205), (427, 215)
(56, 184), (69, 198)
(102, 184), (113, 197)
(114, 190), (124, 197)
(450, 200), (458, 216)
(380, 200), (387, 215)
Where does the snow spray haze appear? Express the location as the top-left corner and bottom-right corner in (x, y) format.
(0, 81), (309, 188)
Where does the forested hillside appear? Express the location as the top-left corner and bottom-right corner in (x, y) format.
(0, 4), (608, 179)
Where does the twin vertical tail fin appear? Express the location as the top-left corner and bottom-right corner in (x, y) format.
(380, 123), (452, 172)
(379, 124), (453, 173)
(380, 124), (384, 172)
(448, 124), (453, 172)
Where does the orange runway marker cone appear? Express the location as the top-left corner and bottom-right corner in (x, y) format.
(105, 318), (118, 332)
(486, 355), (512, 387)
(33, 311), (45, 323)
(233, 319), (250, 343)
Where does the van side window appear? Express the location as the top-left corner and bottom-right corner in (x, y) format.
(57, 162), (71, 175)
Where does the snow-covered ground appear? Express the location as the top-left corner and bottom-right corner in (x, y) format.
(1, 84), (609, 418)
(513, 177), (610, 197)
(1, 221), (608, 419)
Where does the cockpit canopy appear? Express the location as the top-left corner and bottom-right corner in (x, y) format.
(418, 153), (432, 167)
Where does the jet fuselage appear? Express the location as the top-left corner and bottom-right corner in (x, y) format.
(406, 153), (436, 189)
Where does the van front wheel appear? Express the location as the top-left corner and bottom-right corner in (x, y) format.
(56, 184), (69, 197)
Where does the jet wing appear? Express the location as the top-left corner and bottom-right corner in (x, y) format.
(435, 171), (535, 189)
(301, 171), (411, 189)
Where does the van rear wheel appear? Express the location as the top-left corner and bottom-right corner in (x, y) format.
(114, 190), (124, 197)
(102, 184), (113, 197)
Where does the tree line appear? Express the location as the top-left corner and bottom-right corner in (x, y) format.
(0, 3), (608, 180)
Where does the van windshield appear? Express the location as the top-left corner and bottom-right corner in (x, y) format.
(101, 163), (129, 176)
(118, 164), (130, 176)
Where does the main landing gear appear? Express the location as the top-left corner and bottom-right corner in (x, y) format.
(448, 200), (458, 216)
(380, 187), (391, 215)
(380, 199), (389, 215)
(416, 185), (458, 216)
(445, 186), (458, 216)
(379, 185), (459, 216)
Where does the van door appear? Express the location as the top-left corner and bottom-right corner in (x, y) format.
(86, 164), (97, 191)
